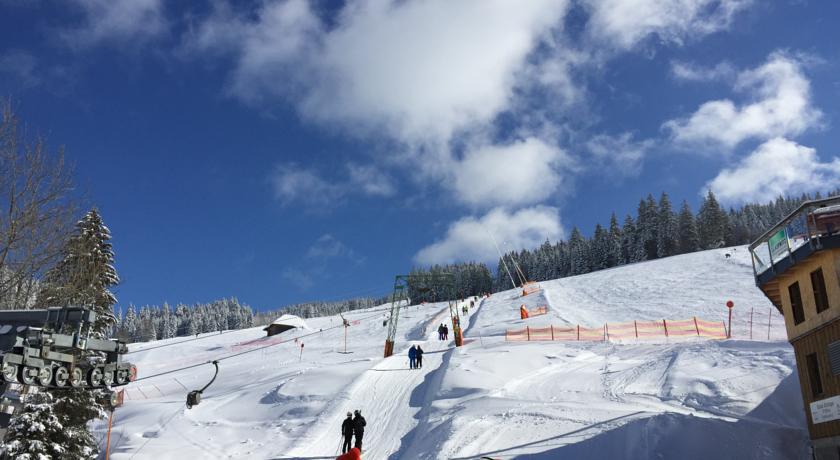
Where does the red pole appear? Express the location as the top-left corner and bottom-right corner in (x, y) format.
(726, 301), (734, 339)
(105, 409), (114, 460)
(728, 308), (732, 338)
(693, 316), (700, 336)
(663, 319), (668, 338)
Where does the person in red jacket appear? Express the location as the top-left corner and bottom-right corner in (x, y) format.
(336, 447), (361, 460)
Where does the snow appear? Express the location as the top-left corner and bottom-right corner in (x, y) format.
(99, 246), (810, 459)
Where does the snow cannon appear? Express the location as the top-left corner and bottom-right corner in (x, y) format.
(0, 306), (135, 391)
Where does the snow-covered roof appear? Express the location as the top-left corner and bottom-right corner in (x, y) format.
(267, 314), (308, 330)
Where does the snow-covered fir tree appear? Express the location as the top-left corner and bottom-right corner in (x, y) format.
(678, 200), (700, 254)
(33, 208), (119, 459)
(1, 390), (66, 459)
(657, 192), (678, 258)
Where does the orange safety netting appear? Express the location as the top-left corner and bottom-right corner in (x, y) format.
(505, 317), (726, 342)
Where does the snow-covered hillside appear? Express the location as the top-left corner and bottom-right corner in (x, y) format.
(101, 247), (810, 459)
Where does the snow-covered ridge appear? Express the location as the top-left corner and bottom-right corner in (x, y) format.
(102, 247), (808, 459)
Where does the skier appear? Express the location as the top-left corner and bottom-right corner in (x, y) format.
(416, 345), (424, 369)
(341, 412), (354, 453)
(443, 324), (449, 340)
(408, 345), (417, 369)
(353, 409), (366, 452)
(437, 323), (445, 341)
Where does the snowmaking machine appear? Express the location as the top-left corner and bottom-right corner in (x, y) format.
(0, 306), (135, 392)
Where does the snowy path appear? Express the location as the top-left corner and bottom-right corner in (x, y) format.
(284, 300), (475, 460)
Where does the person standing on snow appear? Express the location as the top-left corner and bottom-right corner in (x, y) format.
(437, 323), (444, 341)
(341, 412), (354, 453)
(408, 345), (417, 369)
(353, 409), (366, 452)
(416, 345), (424, 369)
(443, 324), (449, 340)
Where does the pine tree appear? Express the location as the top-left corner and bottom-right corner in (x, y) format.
(1, 390), (67, 459)
(123, 304), (138, 341)
(569, 227), (589, 275)
(607, 213), (622, 267)
(621, 214), (637, 264)
(698, 191), (729, 249)
(677, 200), (700, 254)
(656, 192), (678, 257)
(590, 224), (609, 270)
(34, 208), (119, 459)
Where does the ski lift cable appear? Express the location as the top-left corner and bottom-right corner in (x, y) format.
(130, 308), (392, 383)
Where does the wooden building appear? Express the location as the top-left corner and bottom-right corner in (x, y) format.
(263, 314), (307, 337)
(751, 198), (840, 459)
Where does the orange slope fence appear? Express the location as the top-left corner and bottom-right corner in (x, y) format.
(505, 317), (727, 342)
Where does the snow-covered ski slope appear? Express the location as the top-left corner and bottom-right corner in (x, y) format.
(102, 246), (810, 459)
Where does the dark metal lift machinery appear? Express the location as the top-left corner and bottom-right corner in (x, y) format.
(383, 273), (462, 357)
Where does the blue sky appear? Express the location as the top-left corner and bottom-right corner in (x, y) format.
(1, 0), (839, 311)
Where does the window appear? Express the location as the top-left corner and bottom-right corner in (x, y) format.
(789, 282), (805, 325)
(811, 268), (830, 314)
(807, 353), (824, 398)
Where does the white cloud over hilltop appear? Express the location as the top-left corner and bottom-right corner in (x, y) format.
(415, 206), (563, 265)
(705, 138), (840, 204)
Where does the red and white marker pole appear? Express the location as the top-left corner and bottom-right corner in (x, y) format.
(726, 300), (734, 338)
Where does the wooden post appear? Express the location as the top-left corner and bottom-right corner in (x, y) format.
(551, 325), (555, 341)
(768, 308), (772, 340)
(605, 323), (609, 341)
(577, 324), (580, 341)
(693, 316), (700, 336)
(526, 326), (530, 341)
(749, 307), (754, 340)
(663, 319), (668, 338)
(105, 409), (115, 460)
(634, 320), (638, 339)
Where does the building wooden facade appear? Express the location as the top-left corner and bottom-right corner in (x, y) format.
(752, 198), (840, 459)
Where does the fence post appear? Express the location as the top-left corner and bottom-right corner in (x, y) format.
(693, 316), (700, 336)
(634, 320), (638, 339)
(605, 323), (609, 341)
(750, 307), (754, 340)
(551, 325), (555, 341)
(577, 324), (580, 341)
(663, 319), (668, 338)
(527, 326), (530, 341)
(768, 307), (772, 340)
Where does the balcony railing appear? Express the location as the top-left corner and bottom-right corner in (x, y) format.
(750, 196), (840, 279)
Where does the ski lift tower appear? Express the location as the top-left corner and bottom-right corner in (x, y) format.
(384, 273), (456, 357)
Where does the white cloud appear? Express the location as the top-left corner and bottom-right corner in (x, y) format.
(585, 132), (655, 177)
(705, 137), (840, 204)
(584, 0), (752, 51)
(305, 234), (362, 264)
(60, 0), (166, 48)
(670, 61), (736, 82)
(270, 162), (394, 206)
(451, 138), (572, 207)
(664, 52), (823, 151)
(185, 0), (570, 146)
(415, 206), (563, 265)
(0, 50), (40, 88)
(347, 164), (396, 197)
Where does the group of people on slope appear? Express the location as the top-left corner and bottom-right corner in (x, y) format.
(408, 344), (424, 369)
(437, 323), (449, 341)
(340, 409), (366, 455)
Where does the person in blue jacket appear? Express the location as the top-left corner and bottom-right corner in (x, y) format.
(408, 345), (417, 369)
